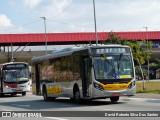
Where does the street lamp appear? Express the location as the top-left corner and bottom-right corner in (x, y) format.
(143, 27), (149, 80)
(93, 0), (98, 46)
(40, 17), (48, 54)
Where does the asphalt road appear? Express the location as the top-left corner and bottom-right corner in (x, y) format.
(0, 92), (160, 120)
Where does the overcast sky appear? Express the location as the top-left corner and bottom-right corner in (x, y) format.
(0, 0), (160, 34)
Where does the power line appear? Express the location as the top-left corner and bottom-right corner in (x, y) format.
(46, 19), (93, 29)
(1, 17), (158, 32)
(0, 0), (76, 33)
(48, 0), (76, 19)
(46, 19), (151, 32)
(0, 19), (41, 32)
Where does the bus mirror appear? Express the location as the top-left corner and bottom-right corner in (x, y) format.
(30, 73), (32, 79)
(100, 55), (113, 66)
(100, 54), (107, 61)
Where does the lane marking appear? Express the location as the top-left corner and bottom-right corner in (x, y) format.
(103, 108), (126, 111)
(11, 104), (30, 107)
(45, 117), (68, 120)
(2, 109), (12, 111)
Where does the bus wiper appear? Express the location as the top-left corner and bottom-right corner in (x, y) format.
(119, 53), (123, 61)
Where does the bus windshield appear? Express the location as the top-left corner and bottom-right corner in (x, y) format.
(93, 54), (134, 80)
(3, 68), (29, 82)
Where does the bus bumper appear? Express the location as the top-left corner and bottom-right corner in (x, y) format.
(92, 86), (136, 98)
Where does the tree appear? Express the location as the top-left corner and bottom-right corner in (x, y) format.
(105, 32), (127, 45)
(149, 59), (160, 79)
(150, 59), (160, 70)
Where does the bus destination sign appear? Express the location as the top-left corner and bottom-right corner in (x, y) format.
(3, 64), (26, 70)
(92, 47), (129, 54)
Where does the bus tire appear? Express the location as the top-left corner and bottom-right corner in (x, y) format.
(70, 98), (74, 101)
(0, 93), (4, 97)
(43, 86), (49, 101)
(110, 96), (119, 102)
(73, 87), (81, 103)
(22, 92), (26, 96)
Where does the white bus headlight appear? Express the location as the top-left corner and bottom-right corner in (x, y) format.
(93, 82), (104, 91)
(128, 81), (135, 89)
(4, 83), (11, 88)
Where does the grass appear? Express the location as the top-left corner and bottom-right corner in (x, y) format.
(136, 81), (160, 94)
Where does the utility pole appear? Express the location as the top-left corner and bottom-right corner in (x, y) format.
(93, 0), (98, 46)
(143, 27), (149, 80)
(40, 17), (48, 54)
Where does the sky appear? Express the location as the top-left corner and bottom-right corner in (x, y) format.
(1, 0), (160, 34)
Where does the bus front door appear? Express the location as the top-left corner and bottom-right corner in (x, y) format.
(81, 57), (91, 97)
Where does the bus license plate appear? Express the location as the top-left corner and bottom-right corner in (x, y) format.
(113, 93), (120, 96)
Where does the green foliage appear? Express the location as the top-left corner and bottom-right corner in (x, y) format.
(150, 59), (160, 70)
(105, 32), (127, 45)
(135, 66), (147, 77)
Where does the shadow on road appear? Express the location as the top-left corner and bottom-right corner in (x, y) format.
(0, 96), (125, 110)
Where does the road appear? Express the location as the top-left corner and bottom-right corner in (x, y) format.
(0, 92), (160, 120)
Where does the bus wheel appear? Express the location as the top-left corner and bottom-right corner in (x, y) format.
(110, 96), (119, 102)
(70, 98), (74, 102)
(0, 93), (4, 97)
(74, 88), (81, 103)
(22, 92), (26, 96)
(43, 86), (49, 101)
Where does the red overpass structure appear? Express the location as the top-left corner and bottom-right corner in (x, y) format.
(0, 31), (160, 63)
(0, 31), (160, 46)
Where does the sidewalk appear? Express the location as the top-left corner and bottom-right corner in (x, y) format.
(122, 93), (160, 103)
(131, 93), (160, 99)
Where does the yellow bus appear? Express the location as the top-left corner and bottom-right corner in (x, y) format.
(31, 45), (136, 103)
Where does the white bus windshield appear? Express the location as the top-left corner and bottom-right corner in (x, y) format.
(93, 54), (134, 80)
(3, 68), (29, 82)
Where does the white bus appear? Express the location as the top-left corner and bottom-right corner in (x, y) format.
(0, 62), (31, 96)
(32, 45), (136, 103)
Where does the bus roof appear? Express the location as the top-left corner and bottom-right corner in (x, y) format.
(32, 44), (130, 63)
(0, 62), (28, 66)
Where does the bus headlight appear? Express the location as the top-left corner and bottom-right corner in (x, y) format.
(5, 86), (10, 88)
(93, 82), (104, 91)
(128, 81), (135, 89)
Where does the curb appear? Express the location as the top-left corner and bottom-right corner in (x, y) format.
(122, 97), (160, 103)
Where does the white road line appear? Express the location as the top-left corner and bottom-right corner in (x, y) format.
(103, 108), (126, 111)
(11, 104), (30, 107)
(2, 109), (12, 111)
(45, 117), (68, 120)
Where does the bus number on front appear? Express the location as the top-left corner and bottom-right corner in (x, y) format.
(96, 48), (126, 54)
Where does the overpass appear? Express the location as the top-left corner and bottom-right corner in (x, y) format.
(0, 31), (160, 46)
(0, 31), (160, 63)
